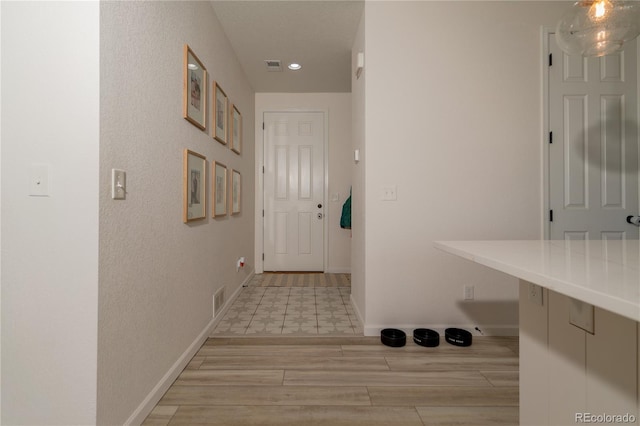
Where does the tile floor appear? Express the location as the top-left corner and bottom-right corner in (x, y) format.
(211, 285), (363, 336)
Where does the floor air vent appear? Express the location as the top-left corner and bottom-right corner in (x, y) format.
(213, 288), (225, 317)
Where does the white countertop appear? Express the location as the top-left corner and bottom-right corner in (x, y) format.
(434, 240), (640, 323)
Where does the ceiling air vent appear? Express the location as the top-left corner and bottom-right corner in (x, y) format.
(264, 60), (283, 72)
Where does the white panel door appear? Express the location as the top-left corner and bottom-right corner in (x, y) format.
(264, 112), (325, 271)
(549, 35), (639, 240)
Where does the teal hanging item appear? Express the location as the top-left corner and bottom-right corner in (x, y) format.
(340, 188), (352, 229)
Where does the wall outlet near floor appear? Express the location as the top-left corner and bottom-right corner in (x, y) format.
(569, 298), (594, 334)
(463, 285), (474, 300)
(381, 185), (397, 201)
(213, 288), (225, 317)
(527, 282), (543, 306)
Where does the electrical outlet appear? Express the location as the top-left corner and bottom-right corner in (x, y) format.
(569, 298), (594, 334)
(381, 185), (397, 201)
(528, 283), (543, 306)
(463, 285), (474, 300)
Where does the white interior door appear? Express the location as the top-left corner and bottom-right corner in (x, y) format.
(549, 34), (639, 240)
(263, 112), (325, 271)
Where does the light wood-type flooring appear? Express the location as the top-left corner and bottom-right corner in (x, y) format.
(253, 272), (351, 288)
(143, 335), (519, 425)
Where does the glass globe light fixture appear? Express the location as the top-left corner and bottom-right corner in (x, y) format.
(556, 0), (640, 57)
(588, 0), (613, 22)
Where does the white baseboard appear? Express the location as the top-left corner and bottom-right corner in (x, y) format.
(125, 271), (254, 426)
(325, 267), (351, 274)
(349, 294), (364, 328)
(363, 324), (519, 337)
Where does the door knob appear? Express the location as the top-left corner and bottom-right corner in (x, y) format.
(627, 215), (640, 226)
(317, 213), (323, 219)
(317, 204), (323, 209)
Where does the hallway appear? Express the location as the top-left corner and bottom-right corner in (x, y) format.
(211, 273), (362, 336)
(147, 274), (519, 425)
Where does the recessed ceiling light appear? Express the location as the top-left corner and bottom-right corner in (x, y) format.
(288, 63), (302, 71)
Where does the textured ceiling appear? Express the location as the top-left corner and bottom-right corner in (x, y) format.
(211, 1), (364, 93)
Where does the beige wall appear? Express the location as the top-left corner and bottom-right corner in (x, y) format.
(254, 93), (352, 273)
(356, 1), (570, 335)
(99, 2), (254, 424)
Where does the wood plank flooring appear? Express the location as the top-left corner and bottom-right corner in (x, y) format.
(254, 272), (351, 288)
(143, 336), (519, 425)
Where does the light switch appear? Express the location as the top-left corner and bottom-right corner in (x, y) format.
(112, 169), (126, 200)
(332, 193), (340, 202)
(29, 163), (50, 197)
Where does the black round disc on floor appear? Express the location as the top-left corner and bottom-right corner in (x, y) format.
(444, 328), (472, 347)
(381, 328), (406, 347)
(413, 328), (440, 347)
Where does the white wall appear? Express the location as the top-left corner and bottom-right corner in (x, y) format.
(255, 93), (352, 274)
(358, 1), (571, 335)
(1, 2), (4, 420)
(99, 2), (254, 424)
(351, 11), (367, 324)
(1, 2), (100, 424)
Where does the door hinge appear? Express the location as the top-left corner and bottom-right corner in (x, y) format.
(262, 122), (265, 130)
(549, 53), (553, 67)
(262, 253), (265, 261)
(550, 209), (554, 222)
(262, 166), (265, 173)
(262, 209), (264, 217)
(549, 131), (553, 144)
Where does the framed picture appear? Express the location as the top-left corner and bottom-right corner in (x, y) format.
(183, 45), (207, 130)
(212, 161), (227, 217)
(231, 169), (241, 215)
(183, 149), (207, 223)
(230, 104), (242, 154)
(213, 81), (228, 145)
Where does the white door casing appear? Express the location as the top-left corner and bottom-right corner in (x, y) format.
(263, 112), (325, 271)
(548, 33), (639, 241)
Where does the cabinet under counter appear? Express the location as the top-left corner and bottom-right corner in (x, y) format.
(436, 240), (640, 426)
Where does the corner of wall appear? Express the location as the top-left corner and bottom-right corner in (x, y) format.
(350, 6), (367, 324)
